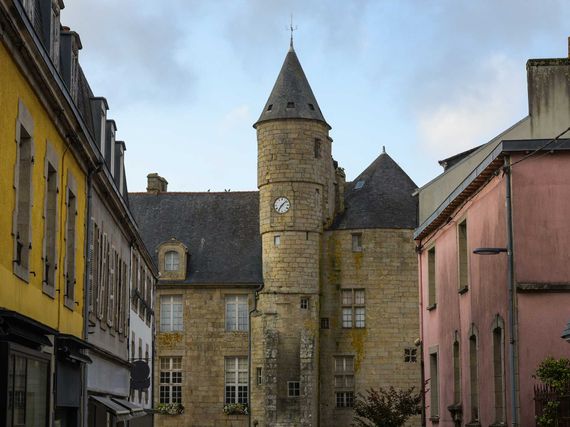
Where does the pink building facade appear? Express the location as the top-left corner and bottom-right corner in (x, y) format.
(415, 46), (570, 427)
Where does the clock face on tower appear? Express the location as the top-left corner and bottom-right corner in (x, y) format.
(274, 197), (291, 214)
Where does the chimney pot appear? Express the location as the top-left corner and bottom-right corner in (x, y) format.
(147, 173), (168, 193)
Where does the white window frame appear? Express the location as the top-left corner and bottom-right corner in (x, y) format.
(225, 295), (248, 332)
(164, 250), (179, 271)
(288, 381), (300, 397)
(159, 357), (182, 404)
(160, 295), (183, 332)
(224, 356), (248, 405)
(341, 289), (365, 328)
(334, 355), (355, 408)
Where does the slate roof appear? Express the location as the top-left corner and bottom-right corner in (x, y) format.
(332, 151), (418, 230)
(128, 192), (262, 285)
(254, 45), (329, 128)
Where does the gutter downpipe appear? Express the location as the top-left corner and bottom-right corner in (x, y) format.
(417, 242), (426, 427)
(248, 282), (264, 427)
(82, 162), (103, 427)
(504, 157), (518, 427)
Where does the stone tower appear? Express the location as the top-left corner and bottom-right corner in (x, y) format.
(251, 43), (334, 426)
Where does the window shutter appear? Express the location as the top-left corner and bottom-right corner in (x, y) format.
(87, 219), (95, 313)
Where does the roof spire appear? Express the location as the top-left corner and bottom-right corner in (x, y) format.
(289, 14), (297, 51)
(382, 145), (386, 154)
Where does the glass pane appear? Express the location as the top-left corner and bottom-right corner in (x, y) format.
(225, 371), (236, 384)
(14, 356), (26, 425)
(355, 307), (365, 328)
(238, 357), (248, 371)
(341, 290), (352, 305)
(160, 372), (170, 384)
(354, 290), (365, 305)
(26, 357), (48, 427)
(345, 357), (354, 372)
(342, 308), (352, 328)
(172, 357), (182, 370)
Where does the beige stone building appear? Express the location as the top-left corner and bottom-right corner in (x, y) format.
(129, 43), (420, 427)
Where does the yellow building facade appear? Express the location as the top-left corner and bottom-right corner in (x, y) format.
(0, 40), (86, 338)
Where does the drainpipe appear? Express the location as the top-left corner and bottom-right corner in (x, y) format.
(82, 162), (103, 427)
(248, 282), (264, 427)
(416, 242), (426, 427)
(504, 157), (518, 427)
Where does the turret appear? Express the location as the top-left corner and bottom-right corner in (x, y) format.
(251, 43), (331, 427)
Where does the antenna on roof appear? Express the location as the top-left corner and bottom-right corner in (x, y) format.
(289, 14), (297, 50)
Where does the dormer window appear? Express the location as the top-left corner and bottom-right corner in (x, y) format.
(287, 102), (295, 109)
(165, 251), (179, 271)
(157, 238), (188, 281)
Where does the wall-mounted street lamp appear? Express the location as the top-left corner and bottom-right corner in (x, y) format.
(473, 247), (508, 255)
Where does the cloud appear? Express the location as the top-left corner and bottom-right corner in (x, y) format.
(417, 54), (526, 159)
(61, 0), (199, 106)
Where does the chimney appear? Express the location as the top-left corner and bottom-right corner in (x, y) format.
(147, 173), (168, 193)
(334, 162), (346, 216)
(527, 38), (570, 138)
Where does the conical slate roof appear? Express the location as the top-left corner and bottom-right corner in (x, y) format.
(254, 45), (329, 128)
(332, 150), (418, 230)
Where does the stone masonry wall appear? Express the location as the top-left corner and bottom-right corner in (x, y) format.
(154, 285), (255, 427)
(253, 118), (330, 426)
(319, 228), (420, 427)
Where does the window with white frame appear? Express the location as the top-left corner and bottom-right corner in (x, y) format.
(160, 295), (183, 332)
(159, 357), (182, 404)
(334, 356), (355, 408)
(225, 295), (248, 331)
(225, 357), (248, 405)
(288, 381), (300, 397)
(341, 289), (365, 328)
(164, 250), (179, 271)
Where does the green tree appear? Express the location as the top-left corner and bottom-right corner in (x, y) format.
(352, 387), (421, 427)
(535, 357), (570, 427)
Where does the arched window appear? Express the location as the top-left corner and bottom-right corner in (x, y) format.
(164, 251), (179, 271)
(469, 324), (479, 423)
(492, 316), (506, 424)
(453, 331), (461, 404)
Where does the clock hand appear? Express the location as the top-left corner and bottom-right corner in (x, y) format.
(278, 201), (286, 211)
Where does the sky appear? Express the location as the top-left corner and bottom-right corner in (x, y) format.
(62, 1), (570, 192)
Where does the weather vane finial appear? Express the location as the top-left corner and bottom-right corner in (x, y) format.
(289, 14), (297, 49)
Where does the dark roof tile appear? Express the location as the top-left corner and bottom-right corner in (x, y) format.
(332, 152), (418, 230)
(128, 192), (262, 285)
(254, 46), (328, 128)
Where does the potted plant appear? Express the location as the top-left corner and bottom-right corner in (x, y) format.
(223, 402), (249, 415)
(156, 402), (185, 415)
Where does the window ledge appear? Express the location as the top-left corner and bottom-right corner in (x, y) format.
(427, 303), (437, 311)
(429, 416), (440, 423)
(64, 298), (75, 311)
(458, 286), (469, 295)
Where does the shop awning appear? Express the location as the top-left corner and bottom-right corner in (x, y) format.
(90, 396), (132, 421)
(0, 309), (56, 348)
(112, 398), (146, 418)
(57, 335), (93, 364)
(90, 395), (147, 420)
